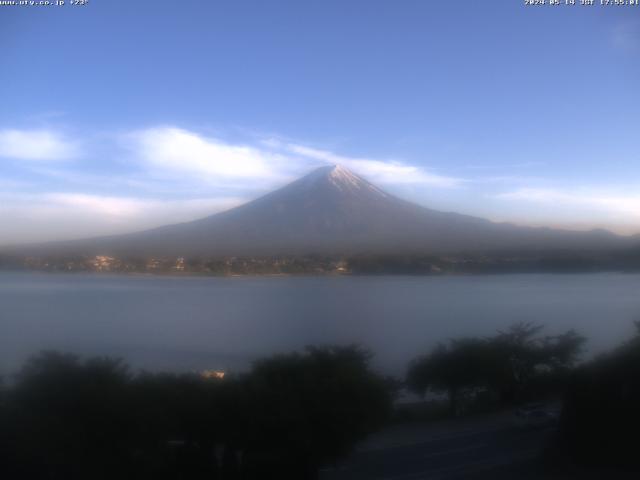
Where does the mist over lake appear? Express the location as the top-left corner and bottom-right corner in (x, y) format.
(1, 272), (639, 377)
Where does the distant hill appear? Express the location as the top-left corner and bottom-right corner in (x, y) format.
(7, 165), (638, 257)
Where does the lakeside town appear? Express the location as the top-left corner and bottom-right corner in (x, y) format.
(3, 250), (640, 276)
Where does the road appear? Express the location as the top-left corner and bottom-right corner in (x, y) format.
(319, 411), (556, 480)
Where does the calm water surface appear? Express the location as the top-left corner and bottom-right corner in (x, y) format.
(1, 272), (639, 376)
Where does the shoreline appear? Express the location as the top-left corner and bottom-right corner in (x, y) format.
(1, 268), (638, 278)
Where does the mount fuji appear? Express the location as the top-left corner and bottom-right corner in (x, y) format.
(17, 165), (634, 257)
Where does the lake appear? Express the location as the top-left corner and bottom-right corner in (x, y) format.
(1, 272), (639, 377)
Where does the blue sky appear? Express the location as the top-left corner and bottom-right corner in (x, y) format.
(1, 0), (639, 245)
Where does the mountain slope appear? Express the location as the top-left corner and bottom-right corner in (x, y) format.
(16, 165), (635, 257)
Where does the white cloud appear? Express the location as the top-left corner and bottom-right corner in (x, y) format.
(496, 188), (640, 218)
(0, 129), (79, 161)
(0, 192), (244, 245)
(473, 175), (543, 185)
(285, 143), (463, 187)
(125, 127), (462, 190)
(464, 161), (545, 170)
(128, 127), (291, 182)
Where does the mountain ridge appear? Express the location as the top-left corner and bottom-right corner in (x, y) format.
(5, 165), (637, 257)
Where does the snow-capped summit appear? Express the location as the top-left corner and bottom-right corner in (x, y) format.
(326, 165), (388, 197)
(325, 165), (365, 191)
(289, 164), (388, 201)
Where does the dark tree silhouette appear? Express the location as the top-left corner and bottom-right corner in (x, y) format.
(240, 345), (393, 477)
(407, 338), (489, 415)
(0, 346), (392, 480)
(4, 352), (133, 479)
(407, 323), (586, 414)
(556, 322), (640, 471)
